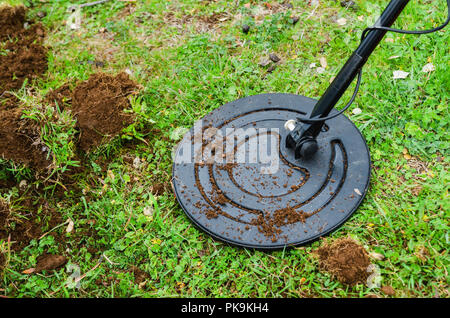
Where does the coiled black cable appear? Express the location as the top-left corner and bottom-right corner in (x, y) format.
(297, 0), (449, 124)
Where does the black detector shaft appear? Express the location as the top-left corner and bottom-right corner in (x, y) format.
(310, 0), (410, 125)
(286, 0), (411, 158)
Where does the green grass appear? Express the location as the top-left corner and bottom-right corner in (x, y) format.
(0, 0), (449, 298)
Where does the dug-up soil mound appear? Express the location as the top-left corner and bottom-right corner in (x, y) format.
(0, 4), (26, 41)
(316, 238), (371, 286)
(0, 200), (41, 251)
(0, 5), (48, 94)
(0, 198), (64, 252)
(44, 83), (72, 110)
(0, 107), (52, 171)
(71, 72), (138, 151)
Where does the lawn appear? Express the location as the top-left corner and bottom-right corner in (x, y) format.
(0, 0), (448, 298)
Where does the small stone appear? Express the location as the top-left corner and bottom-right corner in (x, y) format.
(421, 63), (435, 73)
(242, 24), (250, 34)
(336, 18), (347, 26)
(393, 70), (409, 79)
(36, 11), (47, 19)
(316, 66), (325, 74)
(291, 16), (300, 25)
(258, 57), (271, 67)
(66, 219), (74, 233)
(340, 0), (359, 11)
(352, 107), (362, 115)
(267, 65), (277, 73)
(133, 157), (142, 169)
(319, 57), (327, 68)
(143, 206), (154, 217)
(269, 53), (281, 63)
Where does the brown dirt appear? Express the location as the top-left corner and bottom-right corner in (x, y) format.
(0, 107), (52, 171)
(0, 6), (48, 94)
(273, 206), (307, 227)
(381, 285), (396, 296)
(0, 197), (63, 251)
(35, 253), (67, 273)
(44, 83), (72, 110)
(316, 238), (371, 286)
(0, 252), (5, 269)
(130, 266), (149, 285)
(0, 6), (50, 171)
(0, 92), (21, 110)
(72, 72), (138, 152)
(151, 183), (167, 196)
(0, 5), (26, 41)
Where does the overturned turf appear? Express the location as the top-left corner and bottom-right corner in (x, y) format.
(0, 197), (64, 252)
(0, 5), (48, 94)
(72, 72), (138, 151)
(0, 5), (26, 41)
(0, 107), (52, 171)
(0, 199), (41, 251)
(316, 238), (371, 286)
(44, 83), (72, 110)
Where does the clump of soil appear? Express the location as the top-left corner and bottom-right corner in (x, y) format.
(0, 41), (48, 93)
(0, 5), (26, 41)
(72, 72), (138, 151)
(251, 214), (281, 242)
(44, 83), (72, 110)
(0, 107), (52, 171)
(151, 182), (167, 196)
(0, 92), (20, 110)
(0, 198), (63, 251)
(0, 6), (48, 94)
(0, 200), (41, 251)
(316, 238), (371, 286)
(205, 209), (219, 220)
(381, 285), (396, 296)
(0, 6), (50, 172)
(35, 254), (67, 273)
